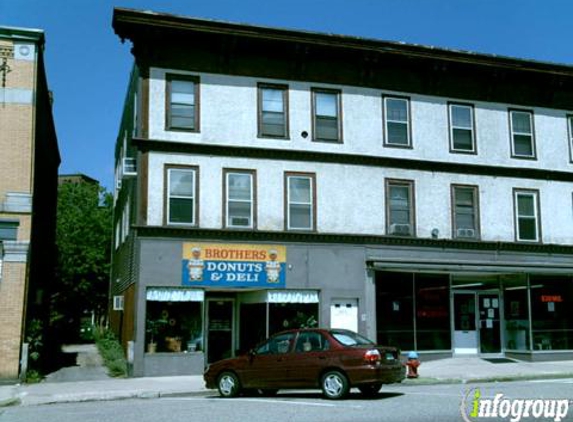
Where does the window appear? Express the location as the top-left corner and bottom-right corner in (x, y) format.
(258, 84), (288, 138)
(386, 179), (415, 236)
(449, 103), (475, 153)
(166, 167), (197, 225)
(514, 189), (540, 242)
(286, 173), (316, 231)
(567, 115), (573, 162)
(312, 89), (341, 142)
(509, 110), (535, 158)
(224, 170), (255, 229)
(166, 74), (199, 131)
(452, 185), (479, 239)
(383, 96), (411, 147)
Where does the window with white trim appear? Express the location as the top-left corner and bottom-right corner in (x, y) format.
(514, 189), (540, 242)
(167, 167), (197, 225)
(510, 110), (535, 158)
(383, 96), (410, 147)
(225, 170), (255, 228)
(286, 173), (315, 231)
(449, 103), (475, 152)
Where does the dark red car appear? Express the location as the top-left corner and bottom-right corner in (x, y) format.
(204, 328), (405, 399)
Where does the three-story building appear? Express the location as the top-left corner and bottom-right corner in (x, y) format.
(111, 8), (573, 376)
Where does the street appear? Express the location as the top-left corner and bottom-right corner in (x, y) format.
(1, 379), (572, 422)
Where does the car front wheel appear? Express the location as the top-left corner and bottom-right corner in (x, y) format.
(321, 370), (349, 400)
(217, 372), (241, 398)
(358, 383), (382, 397)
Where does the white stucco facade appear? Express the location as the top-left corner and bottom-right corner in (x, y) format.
(143, 67), (573, 245)
(147, 68), (573, 172)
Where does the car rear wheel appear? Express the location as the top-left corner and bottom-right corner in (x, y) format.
(358, 383), (382, 397)
(217, 372), (241, 398)
(321, 370), (349, 400)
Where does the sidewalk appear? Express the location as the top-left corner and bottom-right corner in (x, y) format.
(2, 356), (573, 407)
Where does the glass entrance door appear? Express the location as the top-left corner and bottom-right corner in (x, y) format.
(478, 292), (501, 354)
(206, 299), (234, 363)
(453, 292), (478, 354)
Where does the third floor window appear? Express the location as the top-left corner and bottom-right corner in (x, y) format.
(449, 103), (476, 153)
(166, 74), (199, 132)
(383, 96), (411, 147)
(312, 89), (342, 142)
(258, 84), (288, 138)
(509, 110), (536, 159)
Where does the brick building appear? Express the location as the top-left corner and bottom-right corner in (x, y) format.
(0, 26), (60, 379)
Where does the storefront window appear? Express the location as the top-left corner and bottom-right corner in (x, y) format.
(503, 275), (530, 351)
(376, 272), (414, 350)
(530, 276), (573, 351)
(415, 274), (451, 350)
(269, 303), (318, 335)
(239, 303), (267, 353)
(145, 288), (203, 353)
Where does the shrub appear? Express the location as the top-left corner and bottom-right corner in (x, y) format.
(94, 328), (127, 377)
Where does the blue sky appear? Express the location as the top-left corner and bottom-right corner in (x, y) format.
(2, 0), (572, 189)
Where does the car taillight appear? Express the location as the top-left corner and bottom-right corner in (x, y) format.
(364, 349), (381, 364)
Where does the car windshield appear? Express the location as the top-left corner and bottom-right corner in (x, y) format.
(330, 330), (375, 347)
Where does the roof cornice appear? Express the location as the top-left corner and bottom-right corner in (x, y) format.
(113, 7), (573, 78)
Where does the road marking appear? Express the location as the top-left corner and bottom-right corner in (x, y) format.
(528, 379), (573, 384)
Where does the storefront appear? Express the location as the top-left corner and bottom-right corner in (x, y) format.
(374, 269), (573, 361)
(138, 242), (324, 376)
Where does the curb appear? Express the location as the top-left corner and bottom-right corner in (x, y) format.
(14, 389), (213, 407)
(0, 397), (21, 408)
(401, 372), (573, 386)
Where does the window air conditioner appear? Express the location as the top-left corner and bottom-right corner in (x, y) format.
(390, 223), (411, 235)
(230, 217), (250, 227)
(113, 295), (124, 311)
(123, 157), (137, 176)
(456, 228), (476, 238)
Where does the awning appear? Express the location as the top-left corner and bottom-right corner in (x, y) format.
(267, 290), (319, 304)
(368, 258), (573, 275)
(146, 288), (204, 302)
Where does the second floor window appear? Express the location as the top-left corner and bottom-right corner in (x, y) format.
(167, 167), (197, 225)
(568, 115), (573, 162)
(166, 74), (199, 131)
(452, 185), (479, 239)
(383, 96), (411, 147)
(449, 103), (475, 153)
(312, 89), (341, 142)
(386, 179), (414, 236)
(225, 170), (255, 228)
(258, 84), (288, 138)
(514, 189), (540, 242)
(509, 110), (535, 158)
(286, 173), (315, 231)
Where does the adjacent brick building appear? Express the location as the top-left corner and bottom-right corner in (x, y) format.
(0, 26), (60, 379)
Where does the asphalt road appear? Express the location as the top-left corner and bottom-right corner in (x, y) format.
(1, 379), (572, 422)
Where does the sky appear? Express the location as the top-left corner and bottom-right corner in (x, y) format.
(1, 0), (572, 190)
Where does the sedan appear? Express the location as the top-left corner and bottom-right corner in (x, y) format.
(204, 328), (405, 400)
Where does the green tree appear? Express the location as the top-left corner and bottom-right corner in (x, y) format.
(52, 181), (112, 342)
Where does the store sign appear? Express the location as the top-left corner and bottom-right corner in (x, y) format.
(541, 295), (563, 303)
(182, 243), (286, 288)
